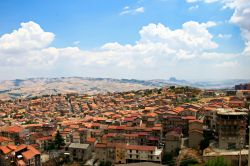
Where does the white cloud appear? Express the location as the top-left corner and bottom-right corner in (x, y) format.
(120, 6), (144, 15)
(0, 21), (54, 53)
(0, 20), (219, 69)
(226, 0), (250, 56)
(0, 20), (247, 79)
(135, 7), (144, 13)
(188, 5), (199, 10)
(186, 0), (250, 57)
(123, 6), (130, 10)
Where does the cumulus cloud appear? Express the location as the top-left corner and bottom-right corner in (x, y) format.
(225, 0), (250, 56)
(0, 21), (219, 68)
(0, 21), (54, 53)
(120, 6), (144, 15)
(0, 20), (246, 79)
(186, 0), (250, 57)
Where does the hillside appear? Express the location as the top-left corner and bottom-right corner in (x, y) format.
(0, 77), (249, 100)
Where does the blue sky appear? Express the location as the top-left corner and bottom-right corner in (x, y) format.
(0, 0), (249, 80)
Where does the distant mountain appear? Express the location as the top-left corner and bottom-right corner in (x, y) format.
(0, 77), (249, 100)
(165, 77), (250, 89)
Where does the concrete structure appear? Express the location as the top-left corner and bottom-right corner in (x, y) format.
(95, 143), (162, 164)
(216, 109), (247, 149)
(68, 143), (91, 161)
(188, 120), (204, 149)
(126, 145), (162, 163)
(189, 130), (203, 149)
(165, 131), (181, 154)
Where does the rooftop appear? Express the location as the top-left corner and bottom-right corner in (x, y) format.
(69, 143), (89, 149)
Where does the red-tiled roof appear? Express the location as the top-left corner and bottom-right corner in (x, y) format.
(182, 116), (196, 120)
(126, 145), (156, 151)
(95, 143), (107, 148)
(87, 137), (96, 143)
(173, 107), (185, 113)
(0, 136), (12, 143)
(6, 126), (24, 133)
(0, 146), (11, 154)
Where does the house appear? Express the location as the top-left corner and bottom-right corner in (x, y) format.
(115, 143), (126, 164)
(188, 130), (203, 149)
(68, 143), (91, 161)
(14, 144), (41, 166)
(188, 120), (204, 149)
(95, 143), (108, 162)
(0, 126), (27, 144)
(0, 136), (14, 146)
(216, 109), (247, 149)
(165, 131), (181, 154)
(126, 145), (162, 163)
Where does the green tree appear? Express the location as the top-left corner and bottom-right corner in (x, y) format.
(205, 157), (231, 166)
(54, 130), (65, 149)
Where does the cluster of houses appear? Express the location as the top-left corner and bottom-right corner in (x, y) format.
(0, 85), (249, 165)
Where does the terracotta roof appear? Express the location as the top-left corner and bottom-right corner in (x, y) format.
(0, 136), (12, 143)
(6, 126), (24, 133)
(126, 145), (156, 151)
(188, 108), (198, 112)
(15, 144), (27, 153)
(7, 145), (17, 150)
(182, 116), (196, 120)
(173, 107), (185, 113)
(23, 145), (41, 160)
(95, 143), (107, 148)
(87, 137), (96, 143)
(0, 146), (11, 154)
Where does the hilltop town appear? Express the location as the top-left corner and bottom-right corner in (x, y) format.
(0, 83), (250, 166)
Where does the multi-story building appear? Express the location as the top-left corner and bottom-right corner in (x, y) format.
(216, 108), (247, 149)
(126, 145), (162, 163)
(95, 143), (162, 164)
(68, 143), (91, 161)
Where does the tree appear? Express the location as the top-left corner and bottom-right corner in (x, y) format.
(54, 130), (65, 149)
(205, 157), (231, 166)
